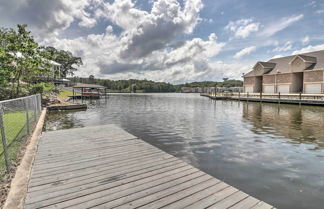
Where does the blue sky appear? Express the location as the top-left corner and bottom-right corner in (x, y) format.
(0, 0), (324, 83)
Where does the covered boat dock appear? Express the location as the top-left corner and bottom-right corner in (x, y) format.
(71, 83), (107, 99)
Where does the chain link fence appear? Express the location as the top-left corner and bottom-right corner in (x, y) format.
(0, 94), (42, 177)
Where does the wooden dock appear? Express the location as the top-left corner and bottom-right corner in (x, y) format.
(47, 104), (87, 111)
(201, 93), (324, 106)
(24, 125), (275, 209)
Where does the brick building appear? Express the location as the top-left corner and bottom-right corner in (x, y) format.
(243, 50), (324, 94)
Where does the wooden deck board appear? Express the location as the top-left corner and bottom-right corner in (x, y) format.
(29, 157), (180, 190)
(24, 124), (274, 209)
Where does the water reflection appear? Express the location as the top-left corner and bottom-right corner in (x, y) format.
(243, 102), (324, 149)
(45, 94), (324, 209)
(44, 110), (85, 131)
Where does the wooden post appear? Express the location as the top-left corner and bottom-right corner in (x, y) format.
(278, 92), (281, 104)
(260, 92), (262, 103)
(0, 105), (10, 172)
(299, 92), (302, 106)
(238, 92), (240, 101)
(247, 92), (249, 102)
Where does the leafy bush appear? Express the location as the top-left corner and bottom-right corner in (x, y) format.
(0, 88), (12, 100)
(43, 83), (55, 93)
(30, 83), (44, 94)
(30, 82), (54, 94)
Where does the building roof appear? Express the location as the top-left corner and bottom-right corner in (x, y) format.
(73, 83), (106, 89)
(244, 50), (324, 77)
(297, 55), (317, 63)
(256, 61), (277, 68)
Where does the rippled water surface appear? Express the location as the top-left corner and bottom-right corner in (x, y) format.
(45, 93), (324, 209)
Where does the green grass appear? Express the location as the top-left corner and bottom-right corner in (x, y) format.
(58, 89), (80, 102)
(1, 112), (27, 143)
(0, 111), (31, 175)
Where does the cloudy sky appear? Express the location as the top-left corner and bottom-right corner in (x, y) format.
(1, 0), (324, 83)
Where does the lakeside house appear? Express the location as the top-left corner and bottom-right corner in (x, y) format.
(243, 50), (324, 94)
(34, 60), (72, 86)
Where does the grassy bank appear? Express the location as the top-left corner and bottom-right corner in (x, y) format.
(57, 89), (74, 101)
(57, 89), (80, 103)
(0, 112), (27, 148)
(0, 111), (30, 173)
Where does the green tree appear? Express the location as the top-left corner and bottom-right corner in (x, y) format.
(42, 46), (82, 77)
(0, 25), (47, 98)
(89, 75), (95, 84)
(0, 24), (81, 99)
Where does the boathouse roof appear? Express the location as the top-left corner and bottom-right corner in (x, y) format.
(73, 83), (106, 89)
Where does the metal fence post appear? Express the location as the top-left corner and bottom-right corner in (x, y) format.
(25, 99), (30, 134)
(39, 94), (42, 112)
(38, 94), (41, 113)
(34, 95), (37, 122)
(35, 95), (38, 116)
(0, 105), (10, 172)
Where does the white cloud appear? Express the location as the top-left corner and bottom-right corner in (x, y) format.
(225, 18), (260, 39)
(307, 1), (317, 8)
(271, 54), (284, 59)
(233, 46), (256, 59)
(315, 10), (324, 14)
(40, 0), (235, 83)
(0, 0), (99, 37)
(314, 2), (324, 14)
(201, 18), (214, 24)
(98, 0), (148, 30)
(260, 14), (304, 37)
(45, 29), (225, 81)
(94, 0), (205, 60)
(273, 41), (292, 52)
(292, 44), (324, 54)
(301, 36), (310, 45)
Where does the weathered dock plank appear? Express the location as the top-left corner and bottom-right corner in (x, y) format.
(24, 125), (275, 209)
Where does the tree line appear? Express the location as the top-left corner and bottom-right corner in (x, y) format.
(70, 76), (243, 93)
(0, 24), (82, 100)
(70, 77), (177, 93)
(176, 80), (243, 89)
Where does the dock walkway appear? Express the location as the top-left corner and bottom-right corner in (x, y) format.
(24, 125), (274, 209)
(201, 93), (324, 106)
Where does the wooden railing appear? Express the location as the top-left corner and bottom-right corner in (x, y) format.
(204, 92), (324, 101)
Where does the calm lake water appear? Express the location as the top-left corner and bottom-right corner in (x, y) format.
(45, 93), (324, 209)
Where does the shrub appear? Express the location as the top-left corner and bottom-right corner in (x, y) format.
(30, 83), (45, 94)
(30, 82), (54, 94)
